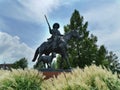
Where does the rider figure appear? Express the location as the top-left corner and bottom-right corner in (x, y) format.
(48, 23), (63, 50)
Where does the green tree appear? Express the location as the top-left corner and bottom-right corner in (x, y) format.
(57, 9), (120, 70)
(107, 51), (120, 73)
(11, 57), (28, 69)
(96, 45), (108, 66)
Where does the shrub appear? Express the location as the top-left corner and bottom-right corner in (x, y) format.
(0, 69), (44, 90)
(42, 65), (120, 90)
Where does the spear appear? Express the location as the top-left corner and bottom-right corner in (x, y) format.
(44, 15), (51, 30)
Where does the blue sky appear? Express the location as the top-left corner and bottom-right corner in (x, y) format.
(0, 0), (120, 67)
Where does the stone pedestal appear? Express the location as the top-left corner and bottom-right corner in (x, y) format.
(39, 69), (72, 79)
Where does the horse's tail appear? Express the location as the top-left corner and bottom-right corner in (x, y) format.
(32, 47), (39, 62)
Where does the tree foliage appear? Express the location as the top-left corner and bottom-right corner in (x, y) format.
(11, 57), (28, 69)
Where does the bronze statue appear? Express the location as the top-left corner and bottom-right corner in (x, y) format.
(32, 15), (81, 69)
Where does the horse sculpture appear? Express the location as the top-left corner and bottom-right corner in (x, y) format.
(32, 30), (80, 68)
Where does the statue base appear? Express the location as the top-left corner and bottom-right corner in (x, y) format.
(39, 68), (72, 79)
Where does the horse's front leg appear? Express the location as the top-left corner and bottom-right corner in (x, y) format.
(66, 58), (71, 69)
(64, 54), (71, 69)
(60, 59), (64, 69)
(47, 63), (51, 68)
(43, 63), (46, 68)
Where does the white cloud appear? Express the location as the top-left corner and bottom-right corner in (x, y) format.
(83, 2), (120, 60)
(1, 0), (60, 24)
(0, 32), (35, 67)
(83, 2), (120, 47)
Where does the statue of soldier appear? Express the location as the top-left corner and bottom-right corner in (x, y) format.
(48, 23), (63, 50)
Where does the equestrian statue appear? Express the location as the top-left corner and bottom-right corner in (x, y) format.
(32, 15), (81, 69)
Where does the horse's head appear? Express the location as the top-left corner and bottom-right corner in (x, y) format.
(71, 30), (81, 39)
(64, 29), (82, 42)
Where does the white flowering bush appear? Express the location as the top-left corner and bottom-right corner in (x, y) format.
(0, 69), (44, 90)
(42, 65), (120, 90)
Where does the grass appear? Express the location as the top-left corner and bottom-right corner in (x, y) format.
(0, 69), (44, 90)
(0, 65), (120, 90)
(42, 65), (120, 90)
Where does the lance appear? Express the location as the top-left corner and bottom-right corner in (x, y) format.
(44, 15), (51, 30)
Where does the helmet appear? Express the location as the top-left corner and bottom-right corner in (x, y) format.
(53, 23), (60, 29)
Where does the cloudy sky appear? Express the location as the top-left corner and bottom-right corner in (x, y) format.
(0, 0), (120, 67)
